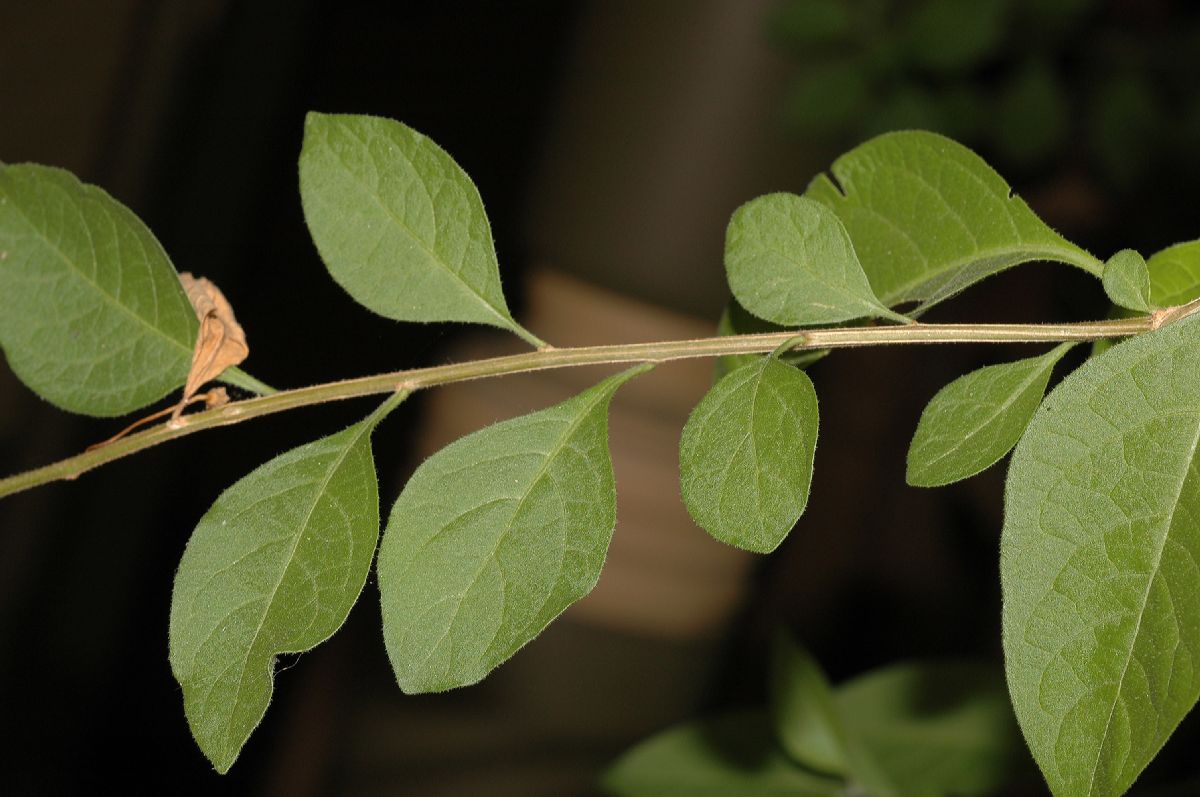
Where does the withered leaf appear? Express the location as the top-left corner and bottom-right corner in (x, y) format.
(179, 273), (248, 406)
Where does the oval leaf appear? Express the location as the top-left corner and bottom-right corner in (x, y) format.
(835, 661), (1024, 797)
(680, 356), (819, 553)
(805, 131), (1102, 310)
(0, 164), (198, 416)
(770, 632), (849, 776)
(907, 343), (1073, 487)
(168, 396), (401, 772)
(603, 711), (844, 797)
(378, 365), (649, 693)
(725, 193), (906, 326)
(1103, 249), (1152, 313)
(1003, 314), (1200, 797)
(1146, 239), (1200, 307)
(299, 112), (540, 345)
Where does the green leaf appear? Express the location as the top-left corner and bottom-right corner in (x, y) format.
(602, 711), (844, 797)
(168, 394), (402, 772)
(714, 299), (827, 380)
(679, 355), (819, 553)
(1002, 313), (1200, 797)
(378, 365), (649, 693)
(806, 131), (1101, 310)
(298, 112), (542, 346)
(770, 632), (849, 775)
(1103, 249), (1152, 313)
(835, 662), (1023, 797)
(1146, 239), (1200, 308)
(906, 343), (1073, 487)
(0, 163), (198, 416)
(725, 193), (906, 326)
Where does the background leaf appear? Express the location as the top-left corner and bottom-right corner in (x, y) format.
(725, 192), (906, 326)
(299, 112), (542, 345)
(378, 365), (648, 694)
(1002, 314), (1200, 797)
(168, 396), (400, 772)
(680, 355), (819, 553)
(1103, 249), (1152, 313)
(835, 662), (1023, 797)
(907, 343), (1073, 487)
(0, 163), (197, 416)
(770, 632), (849, 775)
(805, 131), (1101, 310)
(602, 711), (843, 797)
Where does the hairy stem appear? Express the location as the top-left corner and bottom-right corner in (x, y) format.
(3, 305), (1197, 499)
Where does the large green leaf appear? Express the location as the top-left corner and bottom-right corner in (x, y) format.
(805, 131), (1102, 310)
(1002, 313), (1200, 797)
(1102, 250), (1152, 313)
(602, 711), (844, 797)
(378, 365), (648, 693)
(679, 355), (819, 553)
(835, 662), (1023, 797)
(298, 112), (541, 346)
(770, 632), (849, 776)
(168, 393), (402, 772)
(0, 163), (198, 416)
(907, 343), (1073, 487)
(725, 192), (907, 326)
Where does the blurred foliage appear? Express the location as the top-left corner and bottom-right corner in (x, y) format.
(769, 0), (1200, 247)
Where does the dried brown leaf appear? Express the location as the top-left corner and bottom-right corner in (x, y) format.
(179, 273), (248, 405)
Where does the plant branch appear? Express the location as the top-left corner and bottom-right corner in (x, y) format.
(4, 303), (1198, 500)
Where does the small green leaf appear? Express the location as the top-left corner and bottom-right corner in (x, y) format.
(378, 365), (649, 693)
(0, 163), (198, 416)
(602, 711), (844, 797)
(299, 112), (542, 346)
(1103, 249), (1152, 313)
(835, 662), (1024, 797)
(725, 192), (906, 326)
(1003, 313), (1200, 797)
(907, 343), (1073, 487)
(680, 355), (819, 553)
(714, 299), (827, 380)
(770, 632), (849, 775)
(806, 131), (1101, 311)
(168, 394), (402, 772)
(1145, 239), (1200, 307)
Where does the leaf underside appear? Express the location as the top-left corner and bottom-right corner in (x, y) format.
(0, 163), (197, 416)
(680, 356), (819, 553)
(169, 410), (389, 772)
(1003, 313), (1200, 797)
(805, 130), (1100, 311)
(378, 365), (648, 694)
(299, 112), (524, 336)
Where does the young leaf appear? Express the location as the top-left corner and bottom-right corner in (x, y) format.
(679, 355), (819, 553)
(602, 711), (844, 797)
(168, 393), (403, 773)
(725, 192), (908, 326)
(378, 365), (649, 693)
(1002, 313), (1200, 797)
(769, 632), (849, 776)
(0, 163), (198, 416)
(835, 662), (1024, 797)
(1102, 249), (1152, 313)
(805, 131), (1102, 310)
(906, 343), (1074, 487)
(1145, 239), (1200, 308)
(298, 112), (542, 346)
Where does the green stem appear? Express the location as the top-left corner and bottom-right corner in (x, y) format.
(4, 303), (1198, 500)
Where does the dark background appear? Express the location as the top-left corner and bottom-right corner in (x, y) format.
(1, 1), (1199, 794)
